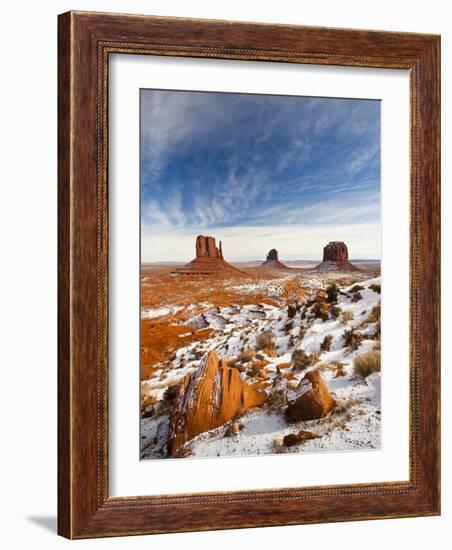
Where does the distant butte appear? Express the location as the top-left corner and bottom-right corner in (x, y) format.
(173, 235), (242, 275)
(260, 248), (290, 270)
(314, 241), (359, 272)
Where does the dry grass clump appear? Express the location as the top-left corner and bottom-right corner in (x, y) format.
(351, 291), (363, 303)
(320, 334), (333, 352)
(292, 348), (318, 371)
(353, 350), (381, 378)
(256, 330), (276, 351)
(341, 310), (354, 323)
(369, 283), (381, 294)
(366, 305), (381, 324)
(329, 304), (341, 319)
(266, 387), (288, 411)
(343, 329), (362, 351)
(238, 348), (256, 363)
(311, 301), (329, 321)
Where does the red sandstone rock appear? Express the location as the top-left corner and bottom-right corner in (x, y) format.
(285, 369), (335, 421)
(168, 350), (267, 454)
(174, 235), (240, 275)
(314, 241), (358, 272)
(260, 248), (289, 270)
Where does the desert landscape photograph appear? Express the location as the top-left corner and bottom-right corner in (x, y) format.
(140, 89), (381, 460)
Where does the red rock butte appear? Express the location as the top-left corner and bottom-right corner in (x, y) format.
(314, 241), (359, 272)
(260, 248), (289, 270)
(173, 235), (242, 275)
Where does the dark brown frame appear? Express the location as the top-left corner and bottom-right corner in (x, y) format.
(58, 11), (440, 539)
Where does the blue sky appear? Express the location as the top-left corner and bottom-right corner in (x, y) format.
(141, 89), (380, 262)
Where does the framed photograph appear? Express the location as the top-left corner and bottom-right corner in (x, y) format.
(58, 11), (440, 538)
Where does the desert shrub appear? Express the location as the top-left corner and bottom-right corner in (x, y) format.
(299, 325), (306, 340)
(287, 304), (297, 319)
(343, 329), (362, 351)
(320, 334), (333, 352)
(329, 304), (341, 319)
(311, 301), (329, 321)
(341, 310), (354, 323)
(238, 348), (256, 363)
(266, 387), (288, 411)
(284, 320), (294, 334)
(366, 305), (381, 323)
(351, 291), (363, 303)
(349, 284), (364, 293)
(353, 350), (381, 378)
(369, 283), (381, 294)
(246, 363), (261, 377)
(256, 330), (276, 351)
(162, 383), (180, 403)
(326, 283), (339, 303)
(292, 348), (318, 371)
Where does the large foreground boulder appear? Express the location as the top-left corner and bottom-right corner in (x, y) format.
(168, 350), (267, 454)
(285, 370), (334, 421)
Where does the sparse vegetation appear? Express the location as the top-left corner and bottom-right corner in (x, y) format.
(353, 350), (381, 378)
(370, 283), (381, 294)
(343, 329), (362, 351)
(311, 301), (329, 321)
(349, 284), (364, 293)
(341, 310), (354, 323)
(366, 305), (381, 323)
(238, 348), (256, 363)
(287, 303), (297, 319)
(326, 283), (339, 303)
(351, 291), (363, 303)
(266, 387), (288, 411)
(329, 304), (341, 319)
(256, 330), (276, 351)
(320, 334), (333, 352)
(292, 348), (318, 371)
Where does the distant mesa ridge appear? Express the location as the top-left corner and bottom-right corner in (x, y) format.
(314, 241), (359, 272)
(173, 235), (241, 275)
(260, 248), (289, 270)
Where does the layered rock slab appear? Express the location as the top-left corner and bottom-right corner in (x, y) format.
(168, 350), (267, 454)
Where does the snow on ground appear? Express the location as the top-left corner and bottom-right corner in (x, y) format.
(141, 275), (381, 459)
(141, 305), (184, 319)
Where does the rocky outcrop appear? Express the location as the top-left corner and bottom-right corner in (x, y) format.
(174, 235), (241, 275)
(260, 248), (289, 270)
(195, 235), (223, 259)
(168, 350), (267, 454)
(314, 241), (358, 272)
(285, 370), (335, 421)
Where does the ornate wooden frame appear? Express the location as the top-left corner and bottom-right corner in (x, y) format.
(58, 11), (440, 539)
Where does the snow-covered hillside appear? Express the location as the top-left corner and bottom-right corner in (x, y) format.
(141, 275), (381, 459)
